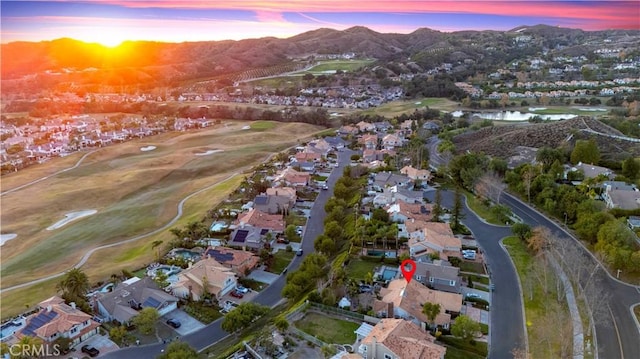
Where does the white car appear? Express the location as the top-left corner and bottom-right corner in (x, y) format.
(466, 293), (481, 299)
(235, 286), (249, 294)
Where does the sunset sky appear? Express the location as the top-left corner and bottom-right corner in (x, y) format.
(1, 1), (639, 46)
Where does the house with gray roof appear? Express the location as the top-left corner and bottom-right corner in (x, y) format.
(373, 172), (411, 191)
(95, 277), (178, 324)
(414, 260), (461, 294)
(253, 194), (293, 215)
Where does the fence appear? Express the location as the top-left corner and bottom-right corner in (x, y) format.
(309, 302), (365, 322)
(288, 326), (326, 347)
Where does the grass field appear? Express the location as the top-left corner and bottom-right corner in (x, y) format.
(247, 59), (375, 86)
(0, 120), (324, 296)
(528, 106), (609, 116)
(269, 250), (295, 274)
(295, 312), (360, 344)
(464, 192), (504, 225)
(361, 97), (460, 116)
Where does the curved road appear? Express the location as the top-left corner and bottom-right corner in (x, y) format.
(101, 148), (355, 358)
(0, 150), (97, 197)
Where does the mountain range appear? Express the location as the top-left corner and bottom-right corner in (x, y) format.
(2, 25), (638, 90)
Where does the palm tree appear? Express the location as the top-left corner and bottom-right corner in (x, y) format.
(151, 240), (163, 261)
(57, 268), (90, 300)
(422, 302), (441, 330)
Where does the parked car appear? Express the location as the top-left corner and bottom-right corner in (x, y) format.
(81, 345), (99, 357)
(466, 293), (481, 299)
(277, 238), (290, 244)
(296, 249), (303, 256)
(359, 285), (373, 293)
(236, 285), (249, 294)
(166, 318), (181, 328)
(230, 290), (244, 299)
(322, 185), (329, 190)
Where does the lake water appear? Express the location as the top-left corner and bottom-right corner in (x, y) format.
(472, 111), (577, 121)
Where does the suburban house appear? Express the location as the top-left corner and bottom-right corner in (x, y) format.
(400, 166), (433, 183)
(414, 260), (462, 294)
(356, 319), (446, 359)
(266, 187), (297, 203)
(382, 134), (403, 150)
(570, 163), (614, 179)
(306, 138), (332, 157)
(235, 208), (285, 233)
(228, 226), (268, 251)
(95, 277), (178, 324)
(363, 149), (385, 163)
(373, 172), (411, 191)
(253, 194), (292, 215)
(602, 181), (640, 210)
(323, 136), (346, 150)
(628, 216), (640, 230)
(373, 121), (393, 132)
(294, 161), (316, 172)
(295, 152), (321, 163)
(400, 120), (416, 136)
(409, 223), (462, 259)
(375, 279), (463, 329)
(15, 296), (99, 346)
(202, 246), (259, 276)
(386, 199), (433, 223)
(171, 257), (237, 301)
(360, 134), (379, 150)
(282, 168), (311, 187)
(337, 125), (359, 136)
(375, 185), (425, 205)
(356, 121), (376, 133)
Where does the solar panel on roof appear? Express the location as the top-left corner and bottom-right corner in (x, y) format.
(254, 196), (268, 205)
(205, 249), (235, 263)
(22, 311), (58, 336)
(143, 297), (161, 308)
(234, 230), (249, 243)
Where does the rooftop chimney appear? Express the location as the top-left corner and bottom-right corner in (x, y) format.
(70, 302), (76, 310)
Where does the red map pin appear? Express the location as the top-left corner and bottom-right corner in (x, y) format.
(400, 259), (417, 283)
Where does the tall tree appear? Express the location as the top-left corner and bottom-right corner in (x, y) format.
(132, 307), (159, 335)
(57, 268), (90, 300)
(621, 157), (640, 180)
(451, 187), (465, 231)
(512, 223), (533, 242)
(570, 139), (600, 165)
(422, 302), (441, 329)
(221, 303), (269, 333)
(432, 188), (443, 222)
(451, 315), (481, 341)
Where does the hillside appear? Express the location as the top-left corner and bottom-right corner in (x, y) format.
(3, 25), (637, 92)
(452, 117), (640, 161)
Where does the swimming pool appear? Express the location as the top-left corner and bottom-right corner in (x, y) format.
(174, 249), (201, 261)
(382, 268), (398, 281)
(1, 317), (25, 340)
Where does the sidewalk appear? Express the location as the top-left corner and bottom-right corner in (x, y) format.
(549, 256), (584, 359)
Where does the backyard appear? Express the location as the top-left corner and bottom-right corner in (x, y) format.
(294, 312), (360, 345)
(345, 258), (379, 282)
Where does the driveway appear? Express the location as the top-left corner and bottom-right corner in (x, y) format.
(247, 269), (280, 284)
(72, 334), (119, 357)
(162, 309), (205, 336)
(272, 242), (301, 253)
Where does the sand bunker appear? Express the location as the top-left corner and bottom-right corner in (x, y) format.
(140, 146), (157, 152)
(242, 125), (251, 130)
(47, 210), (97, 230)
(0, 234), (17, 246)
(195, 149), (224, 156)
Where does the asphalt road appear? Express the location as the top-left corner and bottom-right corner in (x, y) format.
(425, 190), (525, 359)
(501, 193), (640, 359)
(101, 149), (354, 359)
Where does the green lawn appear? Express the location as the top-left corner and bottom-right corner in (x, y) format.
(183, 301), (222, 324)
(305, 59), (375, 73)
(440, 336), (488, 359)
(528, 106), (609, 116)
(250, 120), (277, 131)
(360, 97), (459, 116)
(634, 305), (640, 325)
(295, 312), (360, 344)
(238, 277), (267, 291)
(269, 250), (295, 273)
(459, 261), (485, 274)
(464, 192), (505, 225)
(345, 258), (379, 281)
(466, 274), (490, 286)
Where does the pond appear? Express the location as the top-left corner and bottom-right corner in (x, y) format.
(472, 111), (577, 121)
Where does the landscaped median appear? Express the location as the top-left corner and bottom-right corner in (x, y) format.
(502, 236), (574, 358)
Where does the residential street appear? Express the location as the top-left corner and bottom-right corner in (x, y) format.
(101, 148), (354, 359)
(424, 190), (524, 359)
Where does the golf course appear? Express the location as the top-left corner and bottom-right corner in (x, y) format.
(0, 120), (324, 317)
